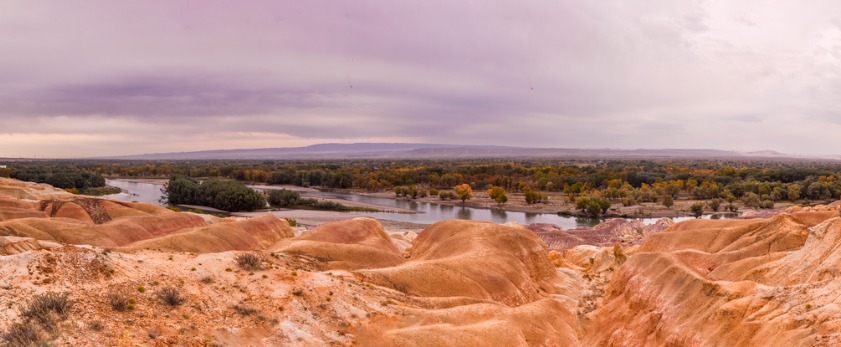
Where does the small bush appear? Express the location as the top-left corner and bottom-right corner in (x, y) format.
(200, 276), (214, 284)
(236, 253), (263, 271)
(233, 304), (258, 316)
(21, 292), (73, 330)
(284, 217), (297, 227)
(267, 189), (300, 207)
(88, 321), (104, 331)
(156, 287), (187, 307)
(690, 202), (705, 218)
(137, 286), (145, 293)
(708, 198), (722, 212)
(1, 322), (41, 346)
(108, 290), (132, 312)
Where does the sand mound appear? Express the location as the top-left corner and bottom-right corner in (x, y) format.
(4, 177), (841, 346)
(0, 195), (38, 210)
(0, 207), (48, 221)
(584, 212), (841, 346)
(358, 220), (572, 306)
(273, 218), (405, 270)
(358, 298), (581, 347)
(121, 214), (295, 253)
(0, 178), (72, 200)
(0, 236), (47, 255)
(0, 211), (208, 247)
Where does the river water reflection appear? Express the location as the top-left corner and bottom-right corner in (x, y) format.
(105, 179), (735, 229)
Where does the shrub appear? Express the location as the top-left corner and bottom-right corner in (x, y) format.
(88, 321), (104, 331)
(108, 290), (132, 312)
(21, 292), (73, 329)
(691, 202), (705, 218)
(267, 189), (300, 207)
(708, 198), (722, 212)
(1, 322), (41, 346)
(661, 195), (673, 208)
(233, 304), (258, 316)
(575, 196), (611, 217)
(283, 217), (297, 227)
(156, 287), (187, 307)
(236, 253), (263, 271)
(438, 191), (456, 200)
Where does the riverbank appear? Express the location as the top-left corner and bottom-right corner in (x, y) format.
(108, 178), (752, 218)
(105, 178), (418, 214)
(330, 189), (754, 219)
(104, 178), (749, 226)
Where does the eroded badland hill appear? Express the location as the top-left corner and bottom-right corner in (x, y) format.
(1, 177), (841, 346)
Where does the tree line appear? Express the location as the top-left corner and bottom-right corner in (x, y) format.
(8, 159), (841, 207)
(163, 176), (265, 212)
(7, 164), (106, 190)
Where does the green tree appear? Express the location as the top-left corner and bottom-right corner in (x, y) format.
(708, 198), (722, 212)
(164, 177), (265, 212)
(162, 175), (199, 205)
(787, 184), (801, 201)
(742, 192), (761, 208)
(690, 202), (705, 218)
(267, 189), (300, 207)
(440, 174), (457, 188)
(575, 196), (611, 217)
(662, 195), (674, 209)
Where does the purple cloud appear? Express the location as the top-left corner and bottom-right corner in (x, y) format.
(0, 0), (840, 157)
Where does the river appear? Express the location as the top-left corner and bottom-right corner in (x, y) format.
(105, 179), (735, 229)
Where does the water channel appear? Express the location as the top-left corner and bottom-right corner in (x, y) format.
(105, 179), (735, 229)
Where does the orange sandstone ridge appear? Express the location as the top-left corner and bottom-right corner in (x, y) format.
(0, 177), (840, 346)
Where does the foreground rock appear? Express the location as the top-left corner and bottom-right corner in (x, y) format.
(584, 211), (841, 346)
(2, 177), (841, 346)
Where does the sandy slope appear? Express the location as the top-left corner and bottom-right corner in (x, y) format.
(2, 177), (841, 346)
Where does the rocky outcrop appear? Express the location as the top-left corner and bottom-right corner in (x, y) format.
(0, 236), (49, 255)
(529, 218), (646, 250)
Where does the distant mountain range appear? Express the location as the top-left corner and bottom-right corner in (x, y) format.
(98, 143), (835, 161)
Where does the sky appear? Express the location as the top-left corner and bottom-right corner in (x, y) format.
(1, 1), (841, 158)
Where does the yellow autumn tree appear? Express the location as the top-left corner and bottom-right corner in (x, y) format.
(486, 186), (508, 206)
(454, 184), (473, 204)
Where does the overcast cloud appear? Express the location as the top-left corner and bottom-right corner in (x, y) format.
(1, 0), (840, 157)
